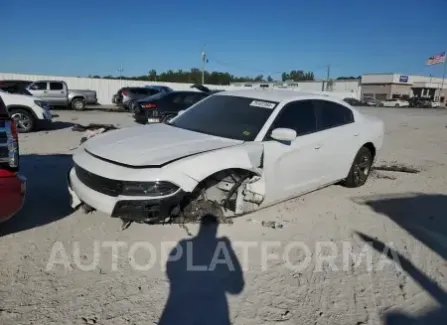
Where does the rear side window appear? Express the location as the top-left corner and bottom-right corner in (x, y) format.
(50, 82), (63, 90)
(184, 93), (206, 105)
(29, 82), (47, 90)
(269, 100), (317, 136)
(144, 88), (160, 96)
(314, 100), (354, 131)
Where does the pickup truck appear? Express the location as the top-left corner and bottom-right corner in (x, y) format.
(26, 80), (97, 110)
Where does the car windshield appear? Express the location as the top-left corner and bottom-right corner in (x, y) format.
(169, 95), (277, 141)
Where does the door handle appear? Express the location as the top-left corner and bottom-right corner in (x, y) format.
(354, 133), (359, 137)
(314, 144), (322, 150)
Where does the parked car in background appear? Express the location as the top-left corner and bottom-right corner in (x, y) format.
(26, 80), (97, 110)
(145, 85), (174, 92)
(67, 89), (384, 225)
(343, 97), (366, 106)
(133, 89), (211, 124)
(0, 95), (26, 223)
(378, 98), (409, 107)
(112, 86), (172, 110)
(0, 89), (53, 133)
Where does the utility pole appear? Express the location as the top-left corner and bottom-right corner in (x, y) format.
(325, 64), (331, 91)
(201, 45), (207, 85)
(439, 52), (447, 105)
(118, 65), (123, 87)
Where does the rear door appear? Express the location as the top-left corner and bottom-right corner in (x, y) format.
(313, 99), (361, 182)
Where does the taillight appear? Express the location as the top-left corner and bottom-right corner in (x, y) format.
(122, 90), (128, 96)
(0, 120), (19, 173)
(142, 103), (157, 109)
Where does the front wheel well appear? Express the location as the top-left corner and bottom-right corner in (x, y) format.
(362, 142), (376, 160)
(180, 168), (259, 215)
(7, 105), (38, 119)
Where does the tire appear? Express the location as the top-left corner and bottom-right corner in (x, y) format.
(71, 98), (85, 111)
(10, 108), (35, 133)
(342, 146), (373, 188)
(128, 100), (136, 112)
(394, 103), (399, 107)
(161, 113), (176, 123)
(379, 103), (384, 107)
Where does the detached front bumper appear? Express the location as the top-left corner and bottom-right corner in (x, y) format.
(67, 167), (185, 223)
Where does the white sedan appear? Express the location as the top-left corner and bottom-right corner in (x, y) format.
(67, 89), (385, 224)
(378, 98), (409, 107)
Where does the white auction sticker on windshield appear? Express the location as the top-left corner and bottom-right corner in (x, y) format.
(249, 100), (276, 109)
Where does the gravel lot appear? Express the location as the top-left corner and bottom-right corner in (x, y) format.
(1, 107), (446, 325)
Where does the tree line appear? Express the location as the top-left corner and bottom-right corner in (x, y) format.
(87, 69), (359, 85)
(87, 69), (340, 85)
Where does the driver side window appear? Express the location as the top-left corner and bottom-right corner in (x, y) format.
(267, 100), (318, 139)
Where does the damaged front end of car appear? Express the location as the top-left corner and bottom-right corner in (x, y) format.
(71, 142), (267, 229)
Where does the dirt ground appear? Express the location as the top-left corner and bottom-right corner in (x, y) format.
(1, 107), (446, 325)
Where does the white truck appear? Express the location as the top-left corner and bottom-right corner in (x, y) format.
(0, 89), (53, 133)
(27, 80), (97, 110)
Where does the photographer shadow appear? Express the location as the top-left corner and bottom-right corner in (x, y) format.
(159, 215), (245, 325)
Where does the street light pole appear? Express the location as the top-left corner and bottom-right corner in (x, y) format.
(201, 45), (207, 85)
(118, 65), (123, 87)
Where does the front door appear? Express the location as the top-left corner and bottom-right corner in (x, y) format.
(261, 100), (326, 205)
(28, 81), (49, 101)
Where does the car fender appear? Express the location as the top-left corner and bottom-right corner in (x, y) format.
(6, 104), (42, 119)
(167, 142), (264, 191)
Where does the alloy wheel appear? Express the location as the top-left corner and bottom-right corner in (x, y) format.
(11, 112), (31, 131)
(352, 154), (371, 185)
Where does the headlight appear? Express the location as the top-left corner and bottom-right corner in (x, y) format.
(122, 181), (179, 197)
(34, 100), (50, 110)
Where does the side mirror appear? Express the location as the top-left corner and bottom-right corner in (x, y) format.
(177, 110), (185, 116)
(270, 128), (297, 142)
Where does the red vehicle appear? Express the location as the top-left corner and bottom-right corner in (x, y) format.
(0, 95), (26, 223)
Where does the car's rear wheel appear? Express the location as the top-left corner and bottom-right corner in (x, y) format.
(10, 108), (35, 133)
(394, 103), (399, 107)
(71, 98), (85, 111)
(161, 113), (176, 123)
(342, 146), (373, 188)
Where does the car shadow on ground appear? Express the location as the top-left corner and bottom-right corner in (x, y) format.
(0, 154), (74, 237)
(158, 215), (245, 325)
(354, 193), (447, 324)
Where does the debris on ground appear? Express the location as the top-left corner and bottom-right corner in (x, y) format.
(72, 123), (118, 132)
(372, 163), (420, 174)
(261, 220), (284, 229)
(71, 123), (119, 144)
(81, 316), (98, 324)
(370, 170), (397, 180)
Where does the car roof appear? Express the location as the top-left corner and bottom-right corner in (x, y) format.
(34, 80), (65, 83)
(215, 88), (334, 103)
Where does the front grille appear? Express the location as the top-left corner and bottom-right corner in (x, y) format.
(75, 164), (123, 197)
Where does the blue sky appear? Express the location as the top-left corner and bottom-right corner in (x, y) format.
(2, 0), (447, 80)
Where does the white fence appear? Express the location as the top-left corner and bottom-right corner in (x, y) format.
(0, 73), (361, 104)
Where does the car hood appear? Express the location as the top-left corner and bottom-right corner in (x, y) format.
(83, 123), (243, 167)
